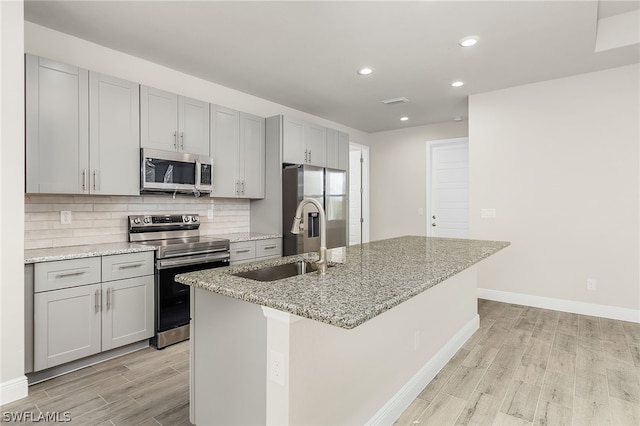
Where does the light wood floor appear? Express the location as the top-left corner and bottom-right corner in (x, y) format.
(2, 300), (639, 425)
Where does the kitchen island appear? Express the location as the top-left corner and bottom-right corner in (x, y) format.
(176, 236), (509, 425)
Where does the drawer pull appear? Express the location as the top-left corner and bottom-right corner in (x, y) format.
(235, 249), (251, 254)
(106, 287), (112, 310)
(116, 263), (144, 270)
(56, 270), (87, 279)
(263, 245), (277, 250)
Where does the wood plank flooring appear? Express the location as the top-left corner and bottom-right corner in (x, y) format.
(395, 299), (640, 426)
(2, 300), (639, 425)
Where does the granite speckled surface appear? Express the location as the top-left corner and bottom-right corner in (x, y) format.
(176, 236), (510, 329)
(24, 243), (157, 264)
(211, 232), (282, 242)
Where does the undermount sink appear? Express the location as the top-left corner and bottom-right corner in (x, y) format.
(233, 261), (328, 282)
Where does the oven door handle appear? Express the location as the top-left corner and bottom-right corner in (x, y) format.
(161, 247), (229, 259)
(156, 252), (230, 270)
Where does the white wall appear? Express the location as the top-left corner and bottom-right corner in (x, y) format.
(1, 0), (27, 404)
(469, 64), (640, 314)
(366, 121), (468, 241)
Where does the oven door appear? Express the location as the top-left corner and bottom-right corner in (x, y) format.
(154, 252), (229, 348)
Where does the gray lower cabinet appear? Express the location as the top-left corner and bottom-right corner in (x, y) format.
(33, 252), (154, 371)
(26, 54), (140, 195)
(229, 238), (282, 265)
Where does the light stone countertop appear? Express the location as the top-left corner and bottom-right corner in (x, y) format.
(210, 232), (282, 243)
(24, 243), (157, 264)
(176, 236), (510, 329)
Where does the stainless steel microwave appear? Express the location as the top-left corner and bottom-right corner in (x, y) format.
(140, 148), (213, 194)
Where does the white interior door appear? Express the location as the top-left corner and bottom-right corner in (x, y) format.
(428, 138), (469, 238)
(349, 143), (370, 245)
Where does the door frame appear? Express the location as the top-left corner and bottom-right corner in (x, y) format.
(349, 142), (370, 244)
(426, 137), (469, 237)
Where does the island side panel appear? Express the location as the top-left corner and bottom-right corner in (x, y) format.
(275, 266), (479, 425)
(191, 288), (267, 426)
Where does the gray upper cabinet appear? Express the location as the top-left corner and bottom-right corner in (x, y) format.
(140, 86), (210, 156)
(26, 55), (89, 194)
(210, 105), (265, 198)
(26, 54), (140, 195)
(326, 129), (349, 171)
(282, 116), (326, 167)
(89, 72), (140, 195)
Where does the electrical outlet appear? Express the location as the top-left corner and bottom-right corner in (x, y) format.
(60, 211), (72, 225)
(207, 208), (214, 220)
(270, 350), (284, 385)
(586, 278), (597, 291)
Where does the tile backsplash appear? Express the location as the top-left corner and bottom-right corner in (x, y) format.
(25, 194), (250, 250)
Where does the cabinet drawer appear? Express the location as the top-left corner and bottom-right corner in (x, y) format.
(102, 252), (154, 282)
(229, 241), (256, 262)
(35, 257), (101, 293)
(255, 238), (281, 259)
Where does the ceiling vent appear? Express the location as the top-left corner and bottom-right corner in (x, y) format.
(381, 97), (409, 105)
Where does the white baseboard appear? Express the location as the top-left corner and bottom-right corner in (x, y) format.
(0, 375), (28, 406)
(366, 315), (479, 425)
(478, 288), (640, 323)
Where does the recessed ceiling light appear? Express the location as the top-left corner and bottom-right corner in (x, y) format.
(459, 36), (479, 47)
(400, 116), (409, 121)
(451, 81), (464, 87)
(357, 67), (373, 76)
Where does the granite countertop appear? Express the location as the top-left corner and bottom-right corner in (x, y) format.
(210, 232), (282, 243)
(176, 236), (510, 329)
(24, 243), (157, 264)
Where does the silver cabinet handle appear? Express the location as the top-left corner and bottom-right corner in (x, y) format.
(95, 289), (100, 313)
(93, 170), (100, 191)
(241, 181), (245, 194)
(116, 262), (144, 270)
(308, 150), (311, 163)
(235, 249), (251, 254)
(432, 223), (436, 227)
(173, 131), (178, 149)
(263, 245), (277, 250)
(235, 181), (240, 195)
(304, 149), (308, 162)
(180, 132), (184, 150)
(82, 169), (88, 190)
(56, 270), (86, 279)
(106, 287), (112, 310)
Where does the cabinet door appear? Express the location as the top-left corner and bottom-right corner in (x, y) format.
(325, 128), (339, 169)
(282, 116), (306, 164)
(179, 96), (210, 156)
(211, 105), (240, 197)
(89, 72), (140, 195)
(239, 112), (265, 198)
(305, 123), (326, 167)
(34, 283), (101, 371)
(102, 275), (154, 351)
(338, 131), (350, 171)
(26, 55), (89, 194)
(140, 86), (178, 151)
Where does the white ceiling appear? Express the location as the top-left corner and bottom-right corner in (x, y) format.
(24, 0), (640, 133)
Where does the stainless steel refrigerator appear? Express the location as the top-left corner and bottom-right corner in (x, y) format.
(282, 164), (347, 256)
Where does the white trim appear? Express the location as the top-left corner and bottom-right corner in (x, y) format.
(478, 288), (640, 323)
(0, 375), (28, 406)
(349, 142), (370, 244)
(426, 137), (469, 238)
(366, 314), (479, 425)
(262, 306), (304, 324)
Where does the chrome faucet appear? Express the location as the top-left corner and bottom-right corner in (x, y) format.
(290, 198), (327, 274)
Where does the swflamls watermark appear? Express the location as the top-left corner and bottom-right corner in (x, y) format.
(2, 411), (72, 423)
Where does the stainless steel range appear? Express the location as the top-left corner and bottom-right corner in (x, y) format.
(128, 214), (230, 349)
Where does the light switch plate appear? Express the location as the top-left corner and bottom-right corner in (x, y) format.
(480, 208), (496, 218)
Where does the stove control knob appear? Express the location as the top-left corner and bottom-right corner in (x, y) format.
(133, 217), (141, 225)
(143, 217), (151, 224)
(183, 215), (190, 223)
(191, 216), (199, 223)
